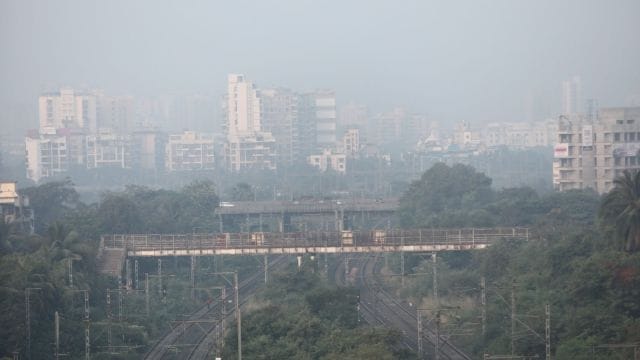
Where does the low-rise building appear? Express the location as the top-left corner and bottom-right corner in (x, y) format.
(0, 181), (34, 234)
(308, 149), (346, 173)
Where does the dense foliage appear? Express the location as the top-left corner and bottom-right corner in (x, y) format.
(395, 163), (640, 359)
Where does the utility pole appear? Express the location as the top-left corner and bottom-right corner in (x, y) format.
(511, 281), (516, 356)
(83, 290), (90, 360)
(190, 256), (196, 299)
(545, 304), (551, 360)
(417, 310), (423, 358)
(157, 258), (162, 296)
(25, 287), (40, 360)
(235, 271), (241, 360)
(145, 273), (149, 317)
(435, 310), (441, 360)
(54, 311), (60, 360)
(106, 289), (112, 354)
(264, 255), (268, 284)
(432, 253), (438, 305)
(68, 258), (73, 287)
(481, 277), (486, 337)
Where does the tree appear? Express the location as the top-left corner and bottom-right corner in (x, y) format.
(230, 182), (254, 201)
(20, 178), (80, 234)
(600, 169), (640, 252)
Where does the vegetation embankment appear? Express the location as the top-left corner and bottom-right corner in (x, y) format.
(391, 163), (640, 359)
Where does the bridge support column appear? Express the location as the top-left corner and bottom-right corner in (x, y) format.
(400, 252), (405, 287)
(296, 255), (302, 270)
(264, 255), (268, 284)
(125, 259), (132, 289)
(134, 259), (139, 290)
(190, 256), (196, 299)
(157, 259), (162, 296)
(324, 254), (328, 279)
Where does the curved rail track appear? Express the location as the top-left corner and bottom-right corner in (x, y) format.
(346, 255), (472, 360)
(144, 256), (288, 359)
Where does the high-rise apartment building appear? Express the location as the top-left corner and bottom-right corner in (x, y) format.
(226, 74), (262, 136)
(39, 88), (97, 132)
(261, 88), (299, 166)
(562, 76), (582, 115)
(312, 90), (337, 151)
(553, 106), (640, 194)
(224, 74), (277, 171)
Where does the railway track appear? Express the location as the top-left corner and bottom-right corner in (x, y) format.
(143, 256), (288, 359)
(349, 255), (472, 360)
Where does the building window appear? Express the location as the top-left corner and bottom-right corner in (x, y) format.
(614, 133), (621, 142)
(617, 120), (624, 125)
(628, 119), (635, 124)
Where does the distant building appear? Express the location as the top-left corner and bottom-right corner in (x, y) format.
(562, 76), (582, 116)
(312, 90), (337, 151)
(342, 128), (360, 157)
(225, 132), (277, 171)
(308, 149), (346, 173)
(223, 74), (278, 171)
(0, 182), (34, 233)
(483, 120), (557, 148)
(85, 130), (134, 169)
(165, 131), (214, 171)
(261, 88), (299, 166)
(39, 88), (97, 132)
(553, 106), (640, 193)
(25, 132), (68, 182)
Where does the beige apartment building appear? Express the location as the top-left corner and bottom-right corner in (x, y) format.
(553, 106), (640, 194)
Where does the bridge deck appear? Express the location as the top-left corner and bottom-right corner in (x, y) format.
(101, 228), (528, 257)
(213, 198), (399, 215)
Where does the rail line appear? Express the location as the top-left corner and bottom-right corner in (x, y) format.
(185, 255), (289, 359)
(351, 255), (472, 360)
(143, 256), (287, 359)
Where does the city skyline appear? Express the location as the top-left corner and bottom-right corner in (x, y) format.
(2, 1), (640, 136)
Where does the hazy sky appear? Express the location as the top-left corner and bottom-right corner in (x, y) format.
(1, 0), (639, 133)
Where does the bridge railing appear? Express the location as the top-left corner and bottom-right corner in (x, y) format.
(101, 227), (529, 252)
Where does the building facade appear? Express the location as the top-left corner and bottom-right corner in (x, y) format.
(165, 131), (215, 171)
(553, 107), (640, 194)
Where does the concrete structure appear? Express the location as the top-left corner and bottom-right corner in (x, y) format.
(0, 182), (34, 233)
(308, 149), (346, 173)
(86, 130), (133, 169)
(95, 92), (135, 133)
(553, 106), (640, 193)
(165, 131), (214, 171)
(562, 76), (582, 116)
(225, 132), (277, 171)
(312, 90), (337, 151)
(39, 88), (97, 132)
(260, 88), (299, 166)
(484, 120), (557, 148)
(226, 74), (261, 136)
(342, 128), (360, 157)
(25, 133), (68, 182)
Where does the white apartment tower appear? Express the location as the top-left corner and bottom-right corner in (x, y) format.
(224, 74), (277, 171)
(227, 74), (262, 135)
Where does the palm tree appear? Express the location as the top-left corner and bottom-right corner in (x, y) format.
(600, 169), (640, 251)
